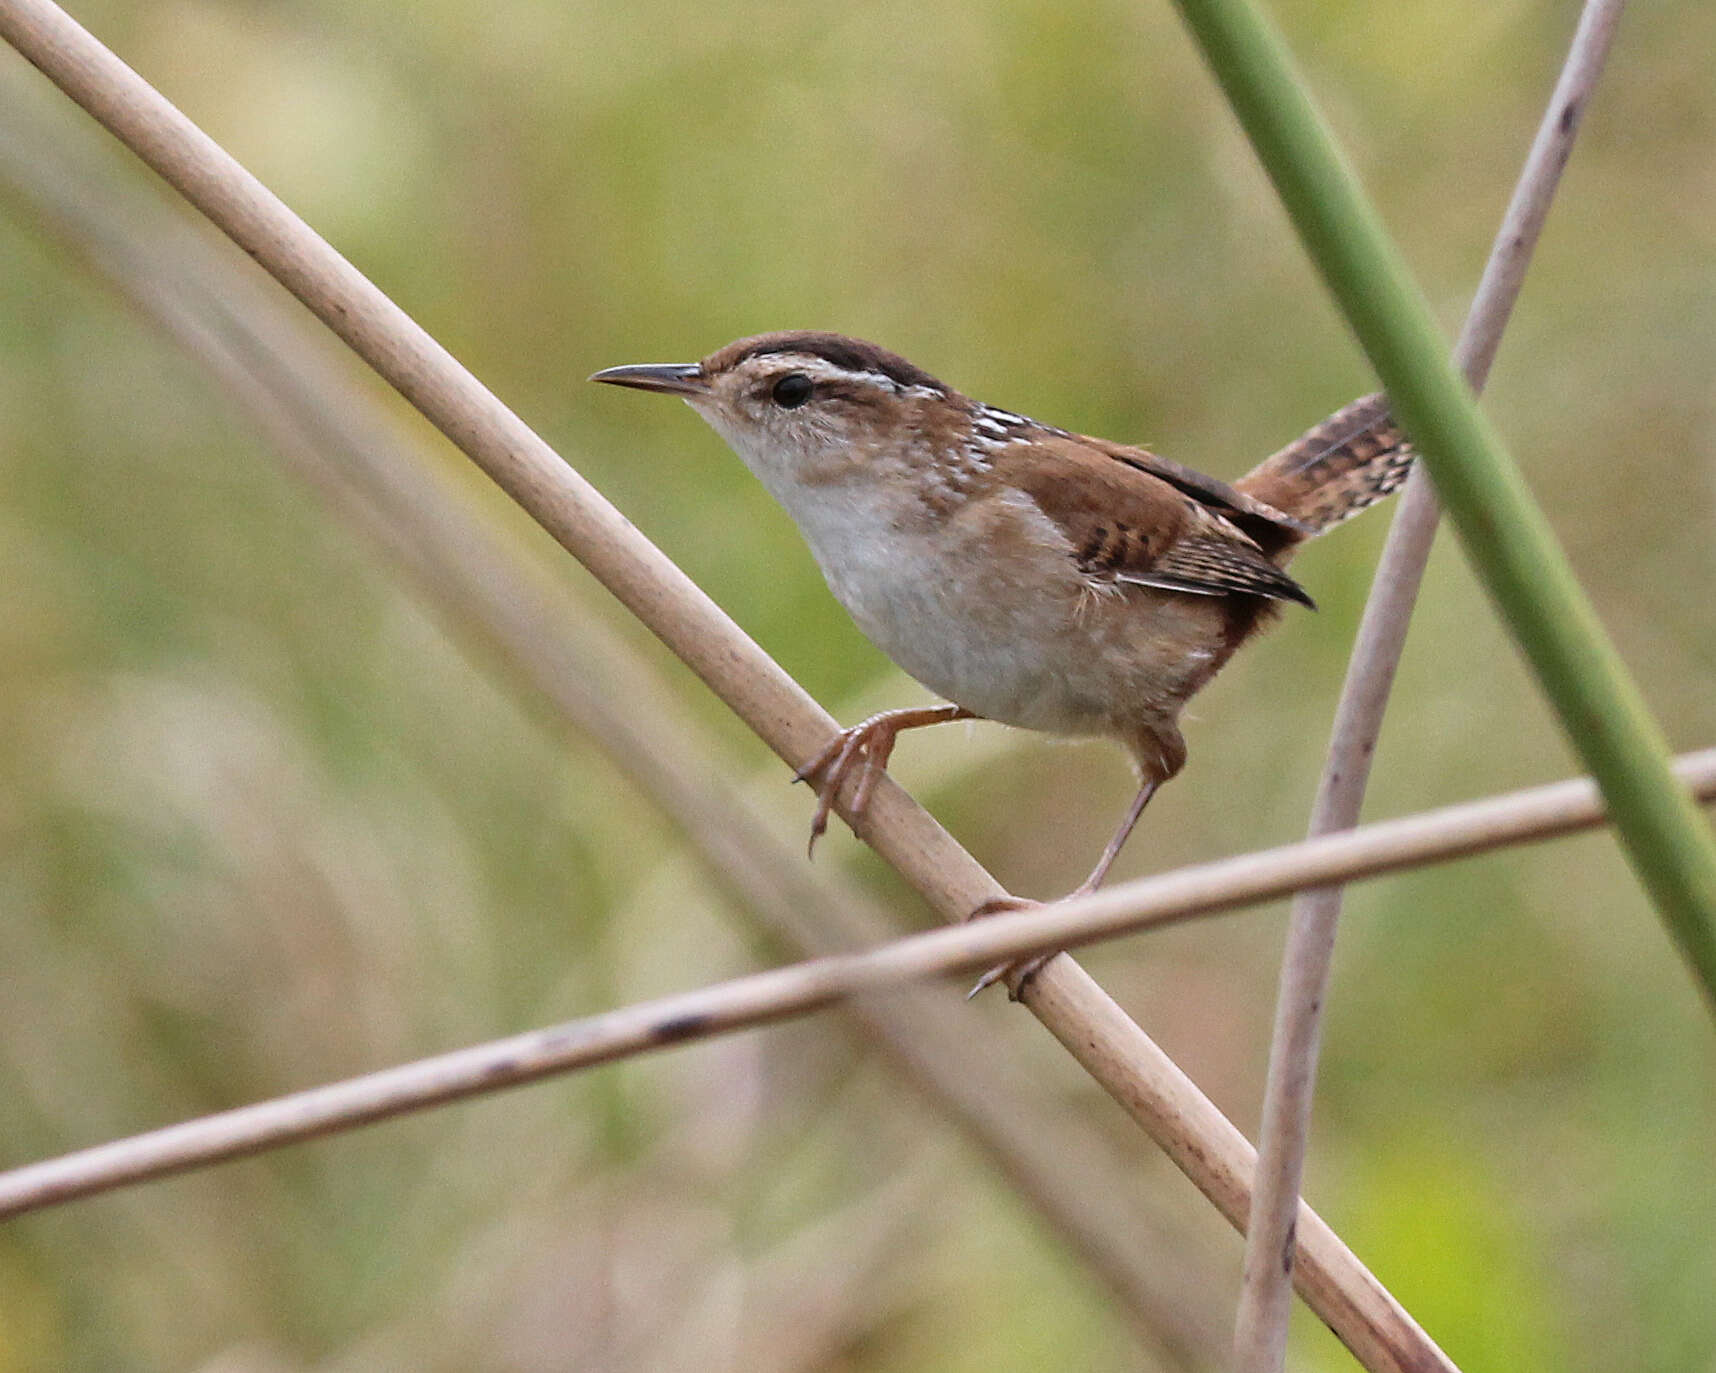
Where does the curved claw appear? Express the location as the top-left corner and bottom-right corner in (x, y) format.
(963, 895), (1056, 1000)
(802, 724), (875, 858)
(791, 731), (847, 787)
(967, 950), (1059, 1001)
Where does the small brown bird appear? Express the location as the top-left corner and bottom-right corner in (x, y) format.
(594, 333), (1411, 985)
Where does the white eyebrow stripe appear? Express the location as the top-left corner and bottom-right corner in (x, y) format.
(766, 354), (942, 398)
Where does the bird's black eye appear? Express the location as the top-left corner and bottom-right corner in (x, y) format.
(771, 372), (814, 409)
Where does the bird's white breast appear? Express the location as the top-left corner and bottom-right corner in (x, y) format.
(784, 484), (1127, 733)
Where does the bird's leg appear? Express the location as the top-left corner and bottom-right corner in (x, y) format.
(968, 779), (1160, 999)
(794, 704), (973, 856)
(1071, 778), (1159, 897)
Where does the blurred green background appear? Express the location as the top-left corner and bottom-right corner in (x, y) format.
(2, 1), (1714, 1369)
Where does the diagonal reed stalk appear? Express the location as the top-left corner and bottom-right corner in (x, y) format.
(2, 748), (1712, 1222)
(1160, 2), (1716, 1346)
(1233, 3), (1632, 1368)
(1165, 0), (1716, 1016)
(0, 2), (1451, 1367)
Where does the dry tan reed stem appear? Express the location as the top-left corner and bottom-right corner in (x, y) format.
(1, 747), (1710, 1228)
(1234, 4), (1633, 1367)
(0, 2), (1449, 1367)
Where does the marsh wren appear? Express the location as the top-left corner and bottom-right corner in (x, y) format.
(594, 333), (1411, 984)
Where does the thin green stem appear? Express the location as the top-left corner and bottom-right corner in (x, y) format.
(1167, 0), (1716, 1013)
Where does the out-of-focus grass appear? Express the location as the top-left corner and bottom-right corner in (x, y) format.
(1, 2), (1713, 1369)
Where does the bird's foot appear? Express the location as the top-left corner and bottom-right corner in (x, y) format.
(964, 895), (1060, 1001)
(968, 778), (1163, 996)
(793, 719), (889, 857)
(792, 705), (971, 857)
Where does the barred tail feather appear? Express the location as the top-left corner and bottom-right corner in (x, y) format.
(1238, 393), (1415, 537)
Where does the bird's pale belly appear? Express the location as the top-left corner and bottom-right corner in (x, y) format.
(815, 531), (1223, 739)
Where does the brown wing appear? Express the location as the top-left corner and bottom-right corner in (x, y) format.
(1085, 436), (1313, 547)
(993, 436), (1315, 608)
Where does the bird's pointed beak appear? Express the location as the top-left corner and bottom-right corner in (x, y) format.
(588, 362), (709, 397)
